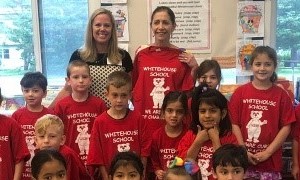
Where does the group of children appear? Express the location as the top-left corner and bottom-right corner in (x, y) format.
(1, 45), (300, 180)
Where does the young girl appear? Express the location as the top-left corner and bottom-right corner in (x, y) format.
(177, 88), (237, 180)
(109, 151), (144, 180)
(229, 46), (295, 179)
(31, 149), (67, 180)
(150, 91), (189, 180)
(194, 59), (222, 89)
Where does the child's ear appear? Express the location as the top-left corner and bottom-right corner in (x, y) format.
(65, 77), (70, 86)
(212, 169), (217, 179)
(221, 109), (227, 119)
(43, 90), (47, 98)
(60, 135), (66, 146)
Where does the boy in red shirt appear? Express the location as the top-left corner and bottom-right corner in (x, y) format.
(0, 88), (30, 180)
(87, 71), (151, 180)
(34, 114), (90, 180)
(12, 72), (54, 179)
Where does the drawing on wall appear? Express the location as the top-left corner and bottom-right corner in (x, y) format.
(237, 1), (264, 38)
(103, 5), (129, 41)
(236, 39), (263, 75)
(148, 0), (211, 53)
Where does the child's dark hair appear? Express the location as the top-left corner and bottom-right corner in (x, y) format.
(20, 72), (47, 92)
(151, 6), (176, 25)
(106, 71), (132, 90)
(164, 167), (192, 180)
(67, 60), (90, 78)
(161, 91), (188, 117)
(212, 144), (248, 171)
(194, 59), (222, 83)
(249, 46), (278, 82)
(109, 151), (144, 176)
(190, 88), (231, 136)
(31, 148), (67, 179)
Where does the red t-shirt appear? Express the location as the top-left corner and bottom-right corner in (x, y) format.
(55, 95), (106, 164)
(150, 125), (187, 172)
(87, 110), (151, 171)
(132, 46), (194, 134)
(177, 130), (237, 180)
(229, 82), (295, 172)
(12, 106), (54, 179)
(0, 114), (30, 180)
(59, 145), (90, 180)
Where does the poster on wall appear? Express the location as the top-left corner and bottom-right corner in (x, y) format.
(101, 0), (127, 4)
(237, 1), (265, 38)
(148, 0), (211, 53)
(102, 4), (129, 41)
(236, 39), (263, 75)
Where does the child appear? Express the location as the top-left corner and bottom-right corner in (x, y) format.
(292, 104), (300, 179)
(229, 46), (295, 179)
(55, 60), (107, 165)
(150, 91), (189, 180)
(87, 71), (151, 180)
(12, 71), (54, 179)
(177, 88), (237, 180)
(0, 87), (30, 180)
(194, 59), (222, 89)
(31, 149), (67, 180)
(34, 114), (90, 180)
(212, 144), (248, 180)
(163, 167), (192, 180)
(109, 151), (144, 180)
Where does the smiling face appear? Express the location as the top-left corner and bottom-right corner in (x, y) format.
(92, 13), (113, 46)
(251, 53), (275, 84)
(198, 102), (226, 130)
(151, 11), (176, 45)
(22, 85), (46, 108)
(36, 159), (67, 180)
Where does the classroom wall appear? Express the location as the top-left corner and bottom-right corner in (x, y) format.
(122, 0), (275, 62)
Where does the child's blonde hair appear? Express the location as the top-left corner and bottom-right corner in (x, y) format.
(35, 114), (64, 135)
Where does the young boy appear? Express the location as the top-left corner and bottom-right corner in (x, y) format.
(11, 71), (54, 179)
(34, 114), (90, 180)
(212, 144), (248, 180)
(87, 71), (151, 180)
(0, 87), (30, 180)
(54, 60), (106, 165)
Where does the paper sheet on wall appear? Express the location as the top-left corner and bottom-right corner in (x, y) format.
(101, 0), (127, 4)
(236, 39), (263, 76)
(102, 5), (129, 41)
(148, 0), (211, 53)
(237, 1), (265, 38)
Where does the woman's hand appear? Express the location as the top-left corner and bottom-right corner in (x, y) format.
(179, 52), (198, 69)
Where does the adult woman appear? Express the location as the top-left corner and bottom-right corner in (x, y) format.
(50, 8), (133, 107)
(132, 6), (198, 133)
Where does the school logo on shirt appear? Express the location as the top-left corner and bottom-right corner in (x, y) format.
(246, 110), (267, 143)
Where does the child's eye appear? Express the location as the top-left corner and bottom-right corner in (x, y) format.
(58, 172), (66, 177)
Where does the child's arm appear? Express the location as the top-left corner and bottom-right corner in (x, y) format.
(100, 165), (109, 180)
(292, 139), (299, 180)
(207, 126), (221, 150)
(13, 160), (24, 180)
(186, 127), (209, 160)
(141, 156), (147, 179)
(253, 124), (291, 162)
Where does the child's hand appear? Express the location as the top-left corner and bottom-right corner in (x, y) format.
(292, 163), (299, 180)
(247, 151), (258, 165)
(207, 125), (219, 141)
(195, 125), (209, 144)
(155, 170), (165, 180)
(253, 150), (272, 164)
